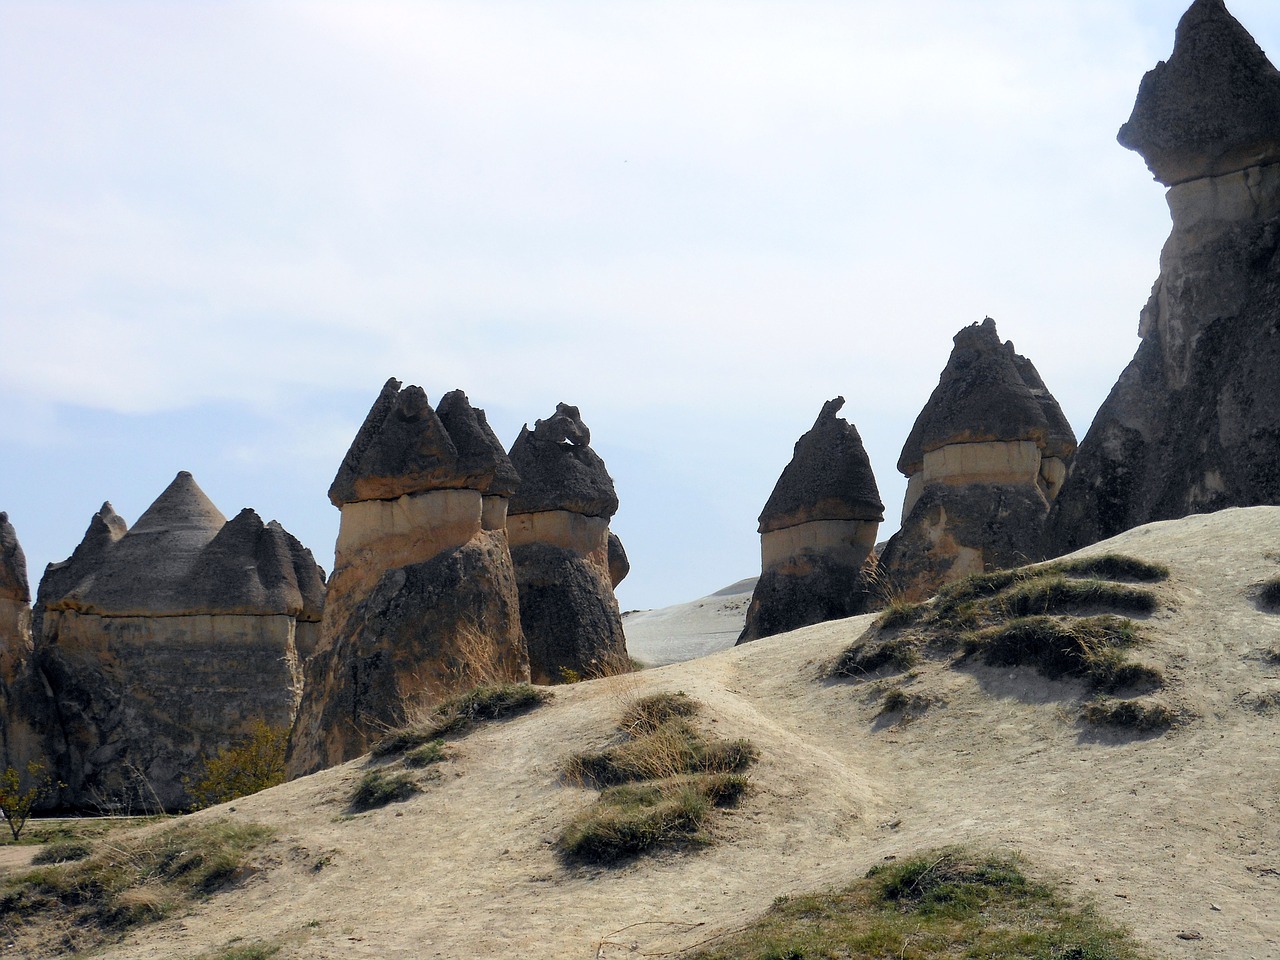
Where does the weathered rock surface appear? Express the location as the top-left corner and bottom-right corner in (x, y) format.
(882, 320), (1076, 601)
(1117, 0), (1280, 186)
(607, 531), (630, 588)
(0, 513), (39, 782)
(506, 404), (627, 682)
(288, 381), (528, 777)
(739, 398), (884, 643)
(25, 474), (325, 810)
(1047, 2), (1280, 555)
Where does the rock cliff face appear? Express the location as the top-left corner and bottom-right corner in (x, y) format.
(737, 398), (884, 642)
(881, 319), (1076, 601)
(506, 403), (628, 682)
(1047, 0), (1280, 553)
(287, 381), (528, 777)
(0, 513), (37, 777)
(26, 475), (325, 810)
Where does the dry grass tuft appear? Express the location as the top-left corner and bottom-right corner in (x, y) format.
(1081, 698), (1180, 732)
(688, 847), (1154, 959)
(371, 683), (551, 759)
(349, 770), (420, 812)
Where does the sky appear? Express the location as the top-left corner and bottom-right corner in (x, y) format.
(3, 0), (1278, 613)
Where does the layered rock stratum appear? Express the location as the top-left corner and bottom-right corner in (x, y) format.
(737, 398), (883, 642)
(287, 381), (529, 777)
(880, 319), (1076, 600)
(1047, 0), (1280, 555)
(506, 403), (628, 682)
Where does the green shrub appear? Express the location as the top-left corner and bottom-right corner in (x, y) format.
(372, 683), (551, 759)
(402, 741), (447, 768)
(688, 847), (1154, 959)
(30, 839), (93, 865)
(186, 721), (288, 810)
(0, 761), (57, 842)
(349, 770), (419, 812)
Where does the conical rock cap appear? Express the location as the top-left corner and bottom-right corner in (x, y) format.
(507, 403), (618, 518)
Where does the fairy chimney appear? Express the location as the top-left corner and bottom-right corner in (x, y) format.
(880, 319), (1076, 601)
(738, 398), (884, 642)
(1048, 0), (1280, 553)
(287, 380), (528, 777)
(32, 474), (324, 810)
(506, 403), (628, 683)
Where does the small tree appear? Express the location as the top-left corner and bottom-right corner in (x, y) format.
(0, 760), (56, 841)
(187, 721), (288, 810)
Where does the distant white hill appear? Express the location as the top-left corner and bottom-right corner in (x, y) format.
(622, 576), (756, 666)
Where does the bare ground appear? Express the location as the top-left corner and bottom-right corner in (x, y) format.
(12, 506), (1280, 959)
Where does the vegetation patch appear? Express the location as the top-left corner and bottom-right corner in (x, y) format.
(402, 740), (447, 768)
(372, 683), (551, 758)
(1081, 698), (1179, 732)
(186, 720), (288, 810)
(686, 847), (1153, 960)
(30, 839), (94, 866)
(349, 770), (420, 812)
(193, 942), (282, 960)
(558, 692), (757, 864)
(835, 556), (1169, 727)
(0, 818), (272, 956)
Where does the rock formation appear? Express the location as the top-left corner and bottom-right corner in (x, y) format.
(737, 398), (884, 643)
(506, 403), (628, 683)
(27, 475), (324, 810)
(287, 381), (528, 777)
(1047, 0), (1280, 553)
(0, 513), (35, 771)
(880, 319), (1076, 601)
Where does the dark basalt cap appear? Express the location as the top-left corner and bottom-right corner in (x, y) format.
(507, 403), (619, 518)
(758, 397), (884, 534)
(1118, 0), (1280, 185)
(898, 319), (1049, 477)
(0, 512), (30, 604)
(329, 378), (461, 506)
(185, 509), (327, 619)
(57, 472), (228, 615)
(436, 389), (521, 498)
(1006, 345), (1077, 462)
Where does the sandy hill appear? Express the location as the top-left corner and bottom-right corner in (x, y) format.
(11, 507), (1280, 959)
(622, 576), (754, 665)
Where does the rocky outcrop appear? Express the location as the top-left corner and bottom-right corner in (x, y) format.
(287, 381), (528, 777)
(0, 513), (38, 777)
(737, 398), (884, 642)
(507, 403), (628, 682)
(1047, 0), (1280, 554)
(881, 319), (1076, 601)
(22, 475), (325, 810)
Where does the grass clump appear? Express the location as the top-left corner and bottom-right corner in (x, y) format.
(830, 636), (919, 678)
(619, 690), (700, 735)
(558, 692), (757, 864)
(349, 770), (420, 811)
(372, 682), (551, 758)
(194, 943), (282, 960)
(402, 740), (447, 768)
(688, 847), (1153, 960)
(30, 839), (93, 866)
(1257, 577), (1280, 612)
(1081, 698), (1179, 732)
(996, 577), (1159, 618)
(1052, 553), (1169, 583)
(0, 819), (272, 954)
(967, 615), (1161, 693)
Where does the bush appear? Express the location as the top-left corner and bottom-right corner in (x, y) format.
(0, 761), (57, 841)
(349, 770), (420, 811)
(30, 839), (93, 865)
(186, 721), (288, 810)
(372, 683), (551, 759)
(688, 847), (1154, 959)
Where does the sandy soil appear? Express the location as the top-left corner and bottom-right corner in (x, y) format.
(11, 507), (1280, 959)
(622, 576), (754, 665)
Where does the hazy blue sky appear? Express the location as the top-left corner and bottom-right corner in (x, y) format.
(3, 1), (1278, 611)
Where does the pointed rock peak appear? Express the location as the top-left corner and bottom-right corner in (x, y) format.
(95, 502), (128, 538)
(0, 511), (30, 603)
(1004, 343), (1077, 461)
(898, 318), (1049, 477)
(758, 398), (884, 534)
(129, 471), (227, 536)
(437, 389), (521, 497)
(1118, 0), (1280, 184)
(328, 378), (465, 506)
(508, 403), (618, 518)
